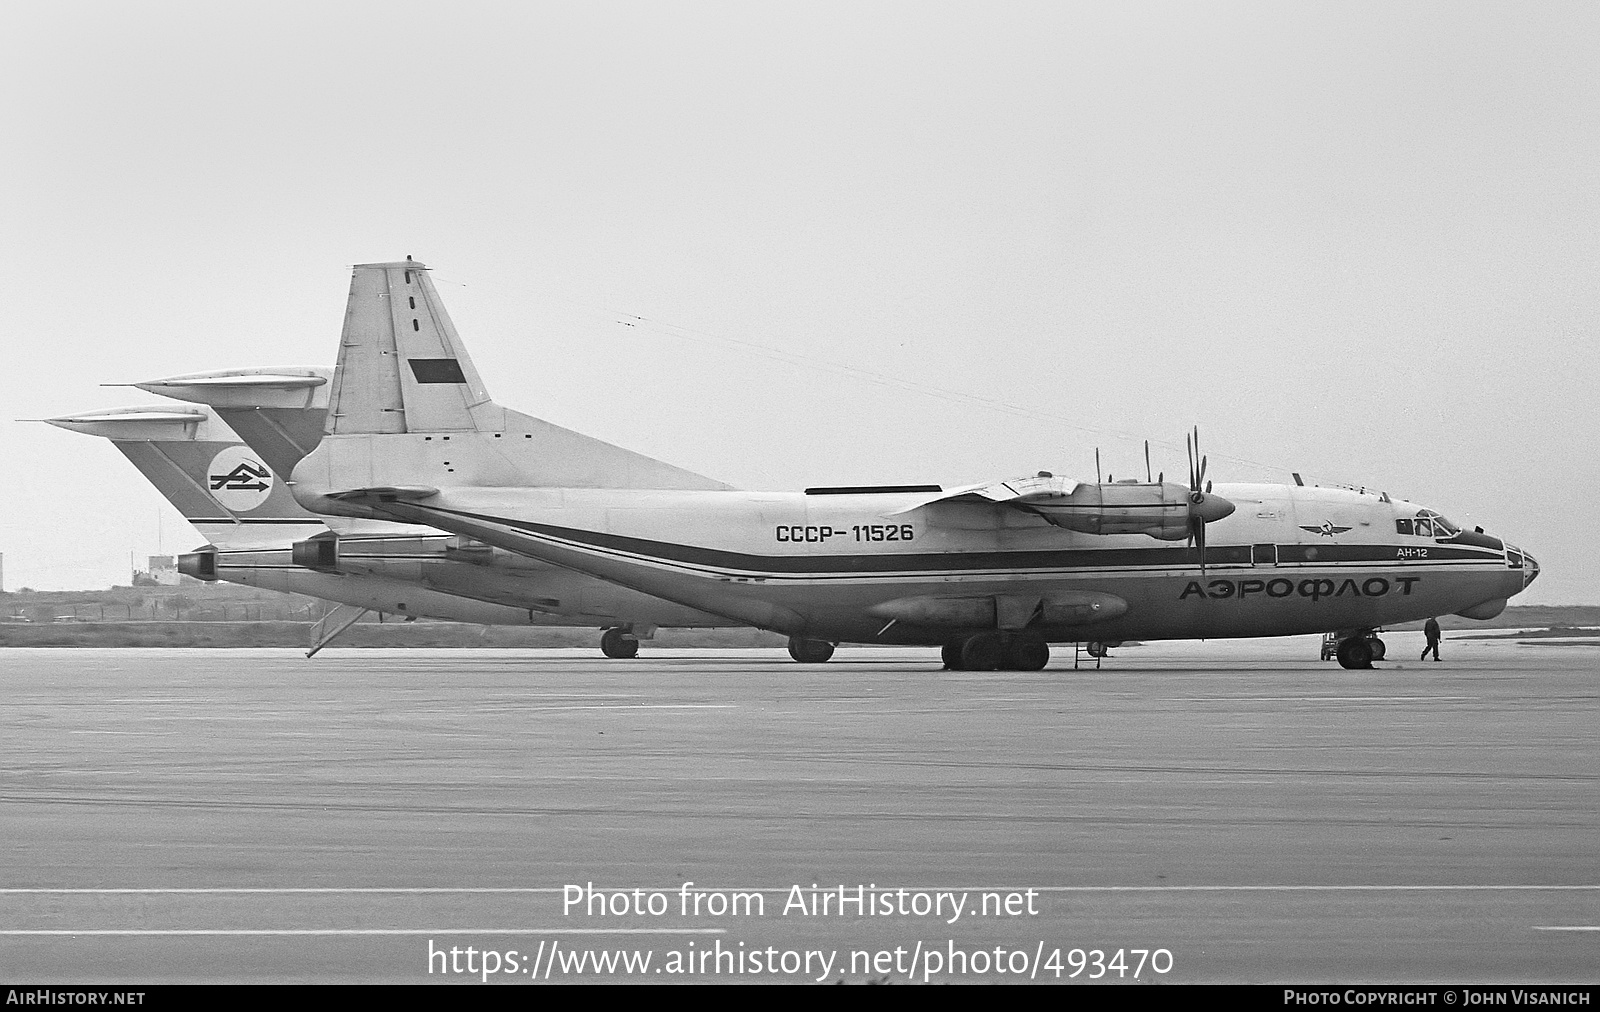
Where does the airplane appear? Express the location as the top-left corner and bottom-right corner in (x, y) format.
(41, 403), (741, 657)
(289, 258), (1540, 671)
(111, 365), (753, 658)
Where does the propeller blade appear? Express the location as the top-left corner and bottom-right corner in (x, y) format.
(1096, 448), (1102, 485)
(1180, 425), (1227, 580)
(1144, 441), (1152, 484)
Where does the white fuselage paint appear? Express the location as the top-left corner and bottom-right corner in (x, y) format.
(338, 482), (1531, 645)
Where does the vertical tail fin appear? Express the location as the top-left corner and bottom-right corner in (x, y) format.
(295, 259), (731, 507)
(42, 406), (326, 548)
(328, 259), (494, 434)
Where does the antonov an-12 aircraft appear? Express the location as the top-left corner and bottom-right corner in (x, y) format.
(42, 403), (739, 657)
(108, 366), (743, 658)
(291, 259), (1539, 670)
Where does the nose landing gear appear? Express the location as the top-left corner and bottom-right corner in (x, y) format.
(1332, 633), (1386, 669)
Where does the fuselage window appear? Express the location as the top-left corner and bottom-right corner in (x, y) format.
(1395, 518), (1413, 535)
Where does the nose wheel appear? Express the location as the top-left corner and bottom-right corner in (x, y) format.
(1334, 636), (1374, 669)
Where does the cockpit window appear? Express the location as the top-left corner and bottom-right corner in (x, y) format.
(1398, 509), (1459, 538)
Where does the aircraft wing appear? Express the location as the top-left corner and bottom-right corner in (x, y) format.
(890, 474), (1224, 540)
(887, 474), (1083, 515)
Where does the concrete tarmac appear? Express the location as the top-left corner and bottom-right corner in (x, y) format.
(0, 635), (1595, 984)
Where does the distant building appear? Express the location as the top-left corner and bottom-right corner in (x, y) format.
(133, 555), (182, 587)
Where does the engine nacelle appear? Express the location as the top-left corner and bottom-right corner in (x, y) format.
(1025, 481), (1234, 540)
(291, 535), (340, 572)
(177, 551), (217, 582)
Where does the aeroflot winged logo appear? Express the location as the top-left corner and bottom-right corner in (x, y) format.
(207, 446), (274, 512)
(1300, 520), (1353, 537)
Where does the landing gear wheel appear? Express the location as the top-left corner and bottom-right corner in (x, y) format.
(600, 628), (639, 659)
(1001, 636), (1050, 671)
(959, 633), (1003, 672)
(787, 637), (835, 663)
(1085, 641), (1109, 658)
(1336, 636), (1374, 670)
(1367, 637), (1387, 661)
(941, 642), (965, 670)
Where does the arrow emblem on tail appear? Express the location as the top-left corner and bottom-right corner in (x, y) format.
(210, 462), (271, 491)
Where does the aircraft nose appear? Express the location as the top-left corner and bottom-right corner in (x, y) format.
(1505, 543), (1538, 590)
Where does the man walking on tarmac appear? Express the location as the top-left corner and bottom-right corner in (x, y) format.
(1421, 617), (1442, 661)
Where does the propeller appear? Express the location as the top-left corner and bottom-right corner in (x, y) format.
(1184, 426), (1234, 577)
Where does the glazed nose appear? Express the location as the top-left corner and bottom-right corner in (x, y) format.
(1523, 551), (1539, 588)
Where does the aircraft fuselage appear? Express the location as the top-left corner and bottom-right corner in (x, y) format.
(352, 481), (1533, 645)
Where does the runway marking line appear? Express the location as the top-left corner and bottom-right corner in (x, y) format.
(0, 928), (726, 936)
(5, 885), (1599, 894)
(501, 704), (735, 712)
(1532, 926), (1600, 932)
(1177, 696), (1481, 703)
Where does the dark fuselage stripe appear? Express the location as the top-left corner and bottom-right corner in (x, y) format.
(413, 505), (1506, 578)
(189, 518), (327, 525)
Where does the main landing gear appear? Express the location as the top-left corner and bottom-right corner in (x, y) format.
(1333, 633), (1386, 669)
(787, 636), (835, 663)
(600, 627), (639, 659)
(942, 632), (1049, 671)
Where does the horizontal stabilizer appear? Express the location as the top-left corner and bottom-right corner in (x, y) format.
(41, 403), (327, 548)
(125, 368), (330, 408)
(40, 406), (215, 441)
(125, 367), (333, 477)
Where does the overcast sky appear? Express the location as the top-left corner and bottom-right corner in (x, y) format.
(2, 1), (1595, 605)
